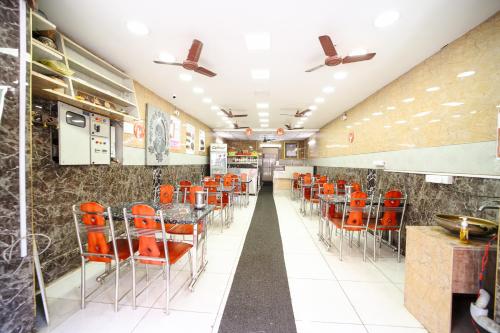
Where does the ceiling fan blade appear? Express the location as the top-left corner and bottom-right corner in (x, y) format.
(319, 35), (338, 57)
(342, 53), (376, 64)
(187, 39), (203, 62)
(153, 60), (183, 66)
(194, 66), (217, 77)
(280, 113), (294, 116)
(239, 126), (249, 129)
(285, 124), (291, 130)
(220, 109), (231, 117)
(293, 127), (304, 130)
(305, 64), (325, 73)
(297, 109), (310, 116)
(231, 114), (248, 117)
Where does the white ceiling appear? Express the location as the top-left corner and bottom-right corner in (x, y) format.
(40, 0), (499, 131)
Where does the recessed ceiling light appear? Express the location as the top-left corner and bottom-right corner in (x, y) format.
(211, 105), (220, 111)
(349, 48), (367, 56)
(470, 110), (477, 114)
(202, 97), (212, 104)
(260, 124), (269, 128)
(451, 114), (461, 118)
(256, 102), (269, 109)
(362, 118), (370, 121)
(179, 73), (192, 81)
(333, 71), (348, 80)
(258, 112), (269, 117)
(322, 86), (335, 94)
(387, 106), (396, 110)
(413, 127), (420, 131)
(383, 125), (392, 129)
(395, 120), (407, 124)
(314, 97), (325, 104)
(217, 111), (224, 116)
(245, 33), (271, 50)
(372, 112), (384, 116)
(304, 112), (312, 117)
(126, 20), (149, 36)
(457, 70), (475, 78)
(354, 122), (362, 125)
(158, 52), (175, 62)
(426, 86), (440, 92)
(308, 105), (317, 111)
(442, 102), (463, 107)
(374, 10), (400, 28)
(251, 69), (270, 80)
(346, 125), (352, 129)
(413, 111), (432, 117)
(193, 86), (204, 94)
(429, 119), (441, 123)
(402, 97), (415, 103)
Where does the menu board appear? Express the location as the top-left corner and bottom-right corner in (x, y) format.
(169, 116), (181, 149)
(199, 129), (206, 152)
(185, 123), (195, 154)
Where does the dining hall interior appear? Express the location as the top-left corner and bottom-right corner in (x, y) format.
(1, 0), (500, 332)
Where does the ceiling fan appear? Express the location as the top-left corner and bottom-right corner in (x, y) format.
(280, 108), (311, 118)
(221, 108), (248, 118)
(154, 39), (217, 77)
(233, 122), (249, 129)
(285, 124), (304, 130)
(305, 35), (376, 72)
(263, 137), (274, 143)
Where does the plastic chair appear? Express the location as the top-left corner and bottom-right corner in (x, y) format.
(368, 190), (407, 262)
(123, 204), (193, 314)
(159, 184), (175, 204)
(72, 202), (138, 312)
(179, 180), (192, 203)
(205, 180), (229, 232)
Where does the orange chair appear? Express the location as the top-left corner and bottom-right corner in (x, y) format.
(240, 173), (250, 206)
(292, 172), (300, 199)
(124, 204), (192, 314)
(329, 191), (373, 261)
(318, 175), (328, 184)
(351, 182), (362, 192)
(205, 180), (229, 232)
(336, 180), (346, 194)
(367, 190), (407, 262)
(230, 174), (242, 207)
(167, 186), (205, 237)
(300, 174), (313, 215)
(179, 180), (192, 203)
(72, 202), (138, 311)
(159, 184), (175, 204)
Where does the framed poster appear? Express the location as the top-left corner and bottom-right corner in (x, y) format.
(146, 104), (170, 165)
(185, 123), (195, 154)
(199, 129), (206, 152)
(169, 116), (181, 149)
(285, 142), (298, 158)
(123, 120), (145, 148)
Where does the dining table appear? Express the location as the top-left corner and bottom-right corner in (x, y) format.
(111, 202), (214, 291)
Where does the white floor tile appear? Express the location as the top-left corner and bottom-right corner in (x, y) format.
(289, 278), (361, 324)
(205, 249), (238, 275)
(296, 321), (367, 333)
(132, 309), (216, 333)
(365, 325), (428, 333)
(36, 298), (81, 333)
(370, 257), (406, 284)
(340, 281), (422, 327)
(48, 302), (148, 333)
(324, 255), (390, 283)
(284, 253), (334, 279)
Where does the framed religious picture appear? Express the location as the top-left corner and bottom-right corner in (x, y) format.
(146, 104), (170, 165)
(285, 142), (298, 158)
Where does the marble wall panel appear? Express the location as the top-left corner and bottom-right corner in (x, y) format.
(0, 1), (35, 332)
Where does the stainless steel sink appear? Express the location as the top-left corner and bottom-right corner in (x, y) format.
(434, 214), (498, 237)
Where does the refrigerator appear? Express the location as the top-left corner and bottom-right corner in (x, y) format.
(210, 143), (227, 176)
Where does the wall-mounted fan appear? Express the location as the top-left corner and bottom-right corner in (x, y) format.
(154, 39), (217, 77)
(306, 35), (376, 72)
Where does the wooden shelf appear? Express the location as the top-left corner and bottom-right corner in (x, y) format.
(32, 12), (56, 31)
(71, 77), (136, 108)
(63, 36), (129, 79)
(32, 60), (66, 77)
(67, 57), (133, 93)
(35, 89), (139, 121)
(32, 71), (67, 92)
(32, 39), (64, 61)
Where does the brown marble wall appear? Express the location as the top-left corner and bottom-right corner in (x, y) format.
(0, 1), (35, 332)
(32, 122), (208, 284)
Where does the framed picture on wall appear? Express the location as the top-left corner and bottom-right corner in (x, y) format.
(285, 142), (298, 158)
(199, 129), (205, 152)
(146, 104), (170, 165)
(185, 123), (195, 154)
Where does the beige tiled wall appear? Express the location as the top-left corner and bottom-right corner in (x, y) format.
(309, 13), (499, 158)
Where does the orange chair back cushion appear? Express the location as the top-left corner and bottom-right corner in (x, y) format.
(159, 184), (174, 204)
(352, 182), (362, 192)
(205, 181), (219, 205)
(346, 191), (367, 226)
(303, 175), (312, 199)
(323, 183), (335, 194)
(81, 202), (110, 262)
(381, 190), (402, 226)
(223, 176), (233, 186)
(337, 180), (346, 190)
(132, 204), (162, 264)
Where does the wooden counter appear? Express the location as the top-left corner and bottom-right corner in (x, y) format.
(405, 226), (497, 333)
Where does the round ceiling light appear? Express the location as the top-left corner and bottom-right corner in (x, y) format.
(374, 10), (400, 28)
(126, 20), (149, 36)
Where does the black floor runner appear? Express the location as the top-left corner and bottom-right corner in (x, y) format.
(218, 184), (296, 333)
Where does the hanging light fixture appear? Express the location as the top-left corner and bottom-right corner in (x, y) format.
(276, 127), (285, 136)
(245, 128), (253, 136)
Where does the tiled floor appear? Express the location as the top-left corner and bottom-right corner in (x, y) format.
(36, 190), (427, 333)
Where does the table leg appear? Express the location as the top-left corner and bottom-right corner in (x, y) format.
(188, 217), (208, 291)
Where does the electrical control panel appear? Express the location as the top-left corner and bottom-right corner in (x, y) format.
(90, 113), (110, 165)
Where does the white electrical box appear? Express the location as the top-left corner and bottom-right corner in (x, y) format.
(57, 103), (110, 165)
(90, 113), (110, 165)
(110, 125), (116, 159)
(58, 102), (90, 165)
